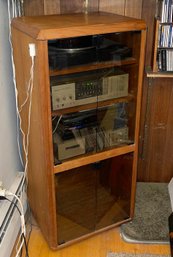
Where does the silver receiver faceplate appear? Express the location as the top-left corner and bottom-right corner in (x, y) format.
(51, 73), (129, 110)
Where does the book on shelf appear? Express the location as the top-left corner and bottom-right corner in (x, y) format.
(157, 49), (173, 71)
(156, 0), (173, 23)
(158, 24), (173, 47)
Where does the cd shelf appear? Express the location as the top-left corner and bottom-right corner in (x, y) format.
(153, 0), (173, 72)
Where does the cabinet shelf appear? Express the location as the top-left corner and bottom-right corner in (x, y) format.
(153, 19), (173, 72)
(159, 22), (173, 25)
(51, 94), (134, 116)
(49, 57), (137, 77)
(158, 47), (173, 50)
(54, 144), (135, 174)
(147, 71), (173, 78)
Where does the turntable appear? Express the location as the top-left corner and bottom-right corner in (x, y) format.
(48, 36), (97, 70)
(48, 35), (132, 70)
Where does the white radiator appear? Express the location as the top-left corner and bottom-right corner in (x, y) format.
(0, 172), (27, 257)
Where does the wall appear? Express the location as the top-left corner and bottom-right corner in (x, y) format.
(24, 0), (143, 18)
(0, 0), (22, 188)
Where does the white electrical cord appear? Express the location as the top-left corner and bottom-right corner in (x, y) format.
(0, 188), (26, 257)
(7, 0), (24, 167)
(52, 115), (62, 134)
(84, 0), (88, 14)
(10, 193), (26, 257)
(3, 191), (25, 235)
(6, 1), (34, 257)
(15, 50), (34, 257)
(20, 54), (35, 190)
(7, 0), (35, 189)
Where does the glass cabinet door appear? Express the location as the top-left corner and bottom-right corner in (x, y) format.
(55, 153), (133, 244)
(49, 30), (141, 244)
(49, 31), (141, 164)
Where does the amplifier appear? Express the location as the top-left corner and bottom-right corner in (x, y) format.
(53, 132), (85, 161)
(51, 72), (129, 111)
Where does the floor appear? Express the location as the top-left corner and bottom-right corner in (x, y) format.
(20, 222), (171, 257)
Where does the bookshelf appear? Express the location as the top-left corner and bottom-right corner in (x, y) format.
(153, 0), (173, 73)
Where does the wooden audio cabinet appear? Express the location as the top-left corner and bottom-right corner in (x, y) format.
(11, 12), (146, 249)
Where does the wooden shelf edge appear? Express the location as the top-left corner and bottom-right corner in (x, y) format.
(49, 58), (137, 77)
(55, 216), (132, 250)
(54, 144), (135, 174)
(51, 94), (134, 116)
(55, 217), (132, 250)
(147, 71), (173, 78)
(152, 19), (160, 73)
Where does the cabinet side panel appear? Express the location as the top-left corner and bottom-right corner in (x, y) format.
(99, 0), (125, 15)
(130, 30), (146, 216)
(137, 0), (159, 182)
(141, 0), (157, 67)
(125, 0), (143, 19)
(11, 27), (58, 248)
(138, 78), (173, 182)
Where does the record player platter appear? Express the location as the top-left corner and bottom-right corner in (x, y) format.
(48, 35), (132, 70)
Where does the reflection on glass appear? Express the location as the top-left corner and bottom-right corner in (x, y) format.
(52, 103), (134, 164)
(56, 154), (133, 245)
(50, 68), (130, 112)
(48, 33), (133, 71)
(50, 31), (140, 164)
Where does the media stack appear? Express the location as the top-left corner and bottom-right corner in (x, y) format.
(156, 0), (173, 71)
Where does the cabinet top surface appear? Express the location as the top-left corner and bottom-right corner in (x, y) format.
(12, 12), (146, 40)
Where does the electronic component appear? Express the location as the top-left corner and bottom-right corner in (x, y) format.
(53, 132), (85, 161)
(51, 72), (129, 110)
(48, 36), (132, 70)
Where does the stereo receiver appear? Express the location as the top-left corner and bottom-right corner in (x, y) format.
(51, 71), (129, 111)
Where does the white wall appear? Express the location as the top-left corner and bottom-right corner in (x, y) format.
(0, 0), (22, 188)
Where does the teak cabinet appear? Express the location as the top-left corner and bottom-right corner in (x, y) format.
(11, 12), (146, 249)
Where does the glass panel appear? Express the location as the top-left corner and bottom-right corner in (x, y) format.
(56, 153), (133, 245)
(56, 166), (97, 245)
(48, 32), (135, 72)
(50, 31), (141, 164)
(52, 108), (97, 164)
(52, 102), (134, 163)
(96, 102), (133, 151)
(95, 154), (133, 230)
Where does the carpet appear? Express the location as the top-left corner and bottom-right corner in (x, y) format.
(106, 253), (170, 257)
(121, 182), (172, 244)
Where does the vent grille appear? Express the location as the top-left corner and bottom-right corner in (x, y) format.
(0, 172), (26, 257)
